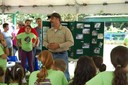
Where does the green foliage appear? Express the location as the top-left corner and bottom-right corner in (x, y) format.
(78, 14), (88, 21)
(61, 14), (76, 21)
(15, 13), (47, 27)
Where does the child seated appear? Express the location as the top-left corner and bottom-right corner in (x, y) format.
(52, 59), (67, 72)
(5, 64), (24, 85)
(29, 50), (68, 85)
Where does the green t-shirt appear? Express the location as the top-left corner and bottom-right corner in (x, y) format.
(86, 71), (114, 85)
(0, 44), (7, 71)
(9, 83), (19, 85)
(0, 83), (7, 85)
(29, 69), (68, 85)
(16, 32), (36, 52)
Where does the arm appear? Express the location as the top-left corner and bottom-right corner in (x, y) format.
(43, 31), (49, 48)
(1, 40), (9, 58)
(0, 33), (9, 57)
(16, 34), (22, 47)
(59, 28), (74, 48)
(43, 33), (53, 49)
(32, 28), (39, 47)
(35, 37), (40, 47)
(11, 32), (15, 40)
(33, 36), (38, 47)
(0, 46), (6, 59)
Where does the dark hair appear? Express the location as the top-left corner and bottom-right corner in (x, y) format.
(111, 46), (128, 85)
(53, 59), (67, 72)
(36, 18), (42, 22)
(25, 19), (31, 23)
(37, 50), (54, 83)
(0, 67), (4, 77)
(70, 56), (96, 85)
(26, 25), (32, 28)
(5, 64), (24, 85)
(3, 23), (9, 28)
(50, 13), (61, 21)
(92, 56), (106, 72)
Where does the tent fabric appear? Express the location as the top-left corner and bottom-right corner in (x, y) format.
(76, 0), (124, 4)
(1, 0), (75, 6)
(1, 0), (125, 6)
(0, 0), (127, 14)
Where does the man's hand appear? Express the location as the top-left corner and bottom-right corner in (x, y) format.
(48, 43), (60, 50)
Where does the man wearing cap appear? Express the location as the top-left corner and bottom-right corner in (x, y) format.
(44, 13), (74, 81)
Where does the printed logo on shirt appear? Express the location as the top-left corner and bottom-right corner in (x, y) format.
(34, 79), (51, 85)
(24, 36), (31, 43)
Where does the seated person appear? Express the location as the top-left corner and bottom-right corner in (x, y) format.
(69, 56), (96, 85)
(86, 46), (128, 85)
(29, 50), (68, 85)
(5, 64), (24, 85)
(51, 59), (67, 72)
(92, 56), (106, 73)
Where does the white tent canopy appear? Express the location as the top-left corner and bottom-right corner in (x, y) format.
(0, 0), (128, 14)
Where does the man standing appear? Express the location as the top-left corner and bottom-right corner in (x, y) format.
(43, 13), (74, 81)
(34, 18), (42, 70)
(34, 18), (42, 55)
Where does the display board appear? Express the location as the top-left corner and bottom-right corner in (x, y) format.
(42, 21), (104, 59)
(42, 21), (51, 50)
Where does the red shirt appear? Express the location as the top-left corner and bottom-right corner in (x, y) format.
(18, 27), (38, 37)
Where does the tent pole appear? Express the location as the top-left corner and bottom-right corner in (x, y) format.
(74, 0), (79, 21)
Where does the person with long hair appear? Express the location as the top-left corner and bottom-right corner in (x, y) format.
(69, 56), (96, 85)
(86, 46), (128, 85)
(5, 64), (24, 85)
(29, 50), (68, 85)
(92, 56), (106, 73)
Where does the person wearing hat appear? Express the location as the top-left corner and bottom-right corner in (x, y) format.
(44, 12), (74, 81)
